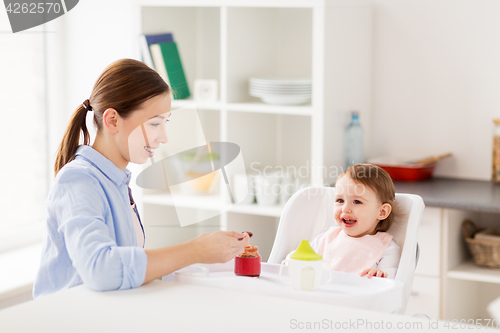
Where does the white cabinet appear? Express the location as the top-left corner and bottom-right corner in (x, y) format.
(443, 209), (500, 321)
(130, 0), (373, 261)
(406, 206), (500, 321)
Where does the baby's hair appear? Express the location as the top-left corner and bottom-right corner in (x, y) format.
(337, 164), (399, 232)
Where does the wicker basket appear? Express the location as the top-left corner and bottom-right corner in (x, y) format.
(462, 220), (500, 269)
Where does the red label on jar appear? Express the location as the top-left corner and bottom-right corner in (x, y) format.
(234, 256), (261, 277)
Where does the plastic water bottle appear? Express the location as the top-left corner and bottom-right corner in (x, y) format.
(344, 111), (364, 168)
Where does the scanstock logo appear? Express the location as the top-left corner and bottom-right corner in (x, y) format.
(4, 0), (79, 33)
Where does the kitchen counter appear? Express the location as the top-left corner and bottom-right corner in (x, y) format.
(394, 177), (500, 214)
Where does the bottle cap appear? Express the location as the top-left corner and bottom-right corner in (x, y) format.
(290, 240), (323, 261)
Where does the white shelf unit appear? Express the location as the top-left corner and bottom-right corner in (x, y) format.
(131, 0), (372, 261)
(448, 262), (500, 284)
(142, 193), (283, 218)
(406, 207), (500, 321)
(172, 99), (314, 115)
(443, 208), (500, 321)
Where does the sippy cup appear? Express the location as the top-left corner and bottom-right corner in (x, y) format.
(279, 240), (332, 291)
(234, 245), (261, 277)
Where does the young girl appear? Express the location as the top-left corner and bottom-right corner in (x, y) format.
(33, 59), (249, 298)
(310, 164), (400, 279)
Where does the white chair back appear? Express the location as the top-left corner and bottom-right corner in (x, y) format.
(267, 186), (424, 314)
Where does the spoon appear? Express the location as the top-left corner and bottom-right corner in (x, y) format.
(408, 152), (452, 165)
(238, 231), (253, 240)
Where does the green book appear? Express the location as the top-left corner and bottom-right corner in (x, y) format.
(150, 42), (190, 100)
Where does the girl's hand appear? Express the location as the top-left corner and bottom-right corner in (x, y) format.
(191, 231), (250, 264)
(360, 268), (388, 278)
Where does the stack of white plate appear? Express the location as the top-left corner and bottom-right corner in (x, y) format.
(249, 77), (312, 105)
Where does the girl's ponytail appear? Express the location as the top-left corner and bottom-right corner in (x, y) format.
(54, 103), (90, 175)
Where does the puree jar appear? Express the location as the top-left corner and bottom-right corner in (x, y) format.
(234, 245), (261, 277)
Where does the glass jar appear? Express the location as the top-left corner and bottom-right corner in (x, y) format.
(493, 119), (500, 182)
(234, 245), (261, 277)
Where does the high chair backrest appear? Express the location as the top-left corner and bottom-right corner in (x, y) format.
(267, 186), (425, 314)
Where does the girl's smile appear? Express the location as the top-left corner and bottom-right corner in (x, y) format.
(340, 215), (357, 228)
(144, 146), (156, 158)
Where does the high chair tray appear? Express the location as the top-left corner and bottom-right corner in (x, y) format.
(162, 261), (404, 313)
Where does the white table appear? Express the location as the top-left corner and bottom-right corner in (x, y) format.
(0, 279), (454, 333)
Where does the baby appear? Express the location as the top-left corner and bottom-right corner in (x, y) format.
(310, 164), (400, 279)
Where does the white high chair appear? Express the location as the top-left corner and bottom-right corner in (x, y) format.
(267, 186), (425, 314)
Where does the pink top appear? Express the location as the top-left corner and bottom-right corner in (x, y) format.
(315, 227), (395, 275)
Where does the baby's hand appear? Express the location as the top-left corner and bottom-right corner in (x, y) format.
(360, 268), (387, 278)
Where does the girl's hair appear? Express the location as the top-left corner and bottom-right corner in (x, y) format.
(337, 163), (398, 232)
(54, 59), (170, 175)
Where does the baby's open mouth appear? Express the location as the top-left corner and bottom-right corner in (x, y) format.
(342, 217), (357, 227)
(144, 146), (153, 153)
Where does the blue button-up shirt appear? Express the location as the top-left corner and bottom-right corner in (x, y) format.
(33, 145), (148, 298)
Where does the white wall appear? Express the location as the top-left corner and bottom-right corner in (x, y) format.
(370, 0), (500, 180)
(50, 0), (136, 154)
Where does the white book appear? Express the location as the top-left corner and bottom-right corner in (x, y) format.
(149, 44), (170, 86)
(139, 35), (154, 69)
